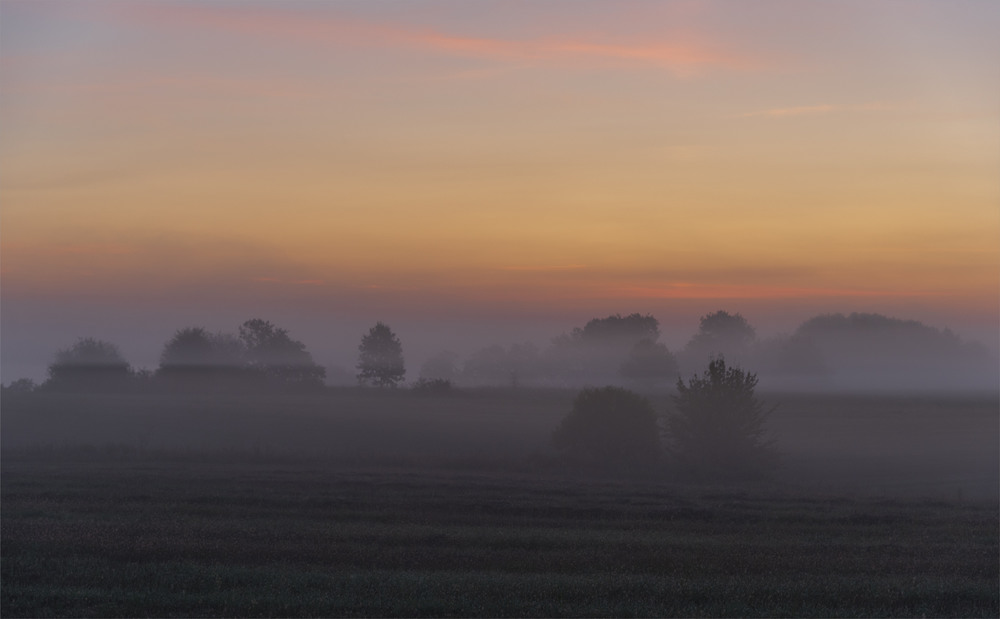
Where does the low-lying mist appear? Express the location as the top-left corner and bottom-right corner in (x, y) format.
(4, 309), (997, 394)
(2, 388), (997, 501)
(6, 308), (995, 500)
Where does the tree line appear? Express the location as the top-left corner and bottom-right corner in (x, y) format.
(6, 313), (778, 480)
(0, 318), (409, 394)
(418, 310), (994, 391)
(2, 310), (994, 394)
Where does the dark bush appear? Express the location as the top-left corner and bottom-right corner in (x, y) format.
(551, 386), (661, 470)
(667, 357), (777, 480)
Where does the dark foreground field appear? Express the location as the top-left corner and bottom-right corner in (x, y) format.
(3, 457), (997, 618)
(2, 389), (998, 616)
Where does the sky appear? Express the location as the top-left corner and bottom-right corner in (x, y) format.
(2, 0), (998, 380)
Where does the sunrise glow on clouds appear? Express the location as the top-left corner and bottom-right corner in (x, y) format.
(1, 0), (998, 374)
(110, 2), (758, 74)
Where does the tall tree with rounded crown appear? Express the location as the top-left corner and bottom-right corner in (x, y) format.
(357, 322), (405, 387)
(46, 337), (132, 392)
(667, 357), (777, 479)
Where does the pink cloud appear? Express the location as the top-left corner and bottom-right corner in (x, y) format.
(547, 40), (754, 73)
(411, 34), (755, 75)
(112, 4), (757, 75)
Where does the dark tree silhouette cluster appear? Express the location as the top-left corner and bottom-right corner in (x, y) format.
(541, 313), (679, 388)
(551, 357), (778, 478)
(156, 319), (325, 391)
(238, 319), (326, 389)
(159, 327), (246, 390)
(572, 313), (660, 343)
(37, 319), (327, 393)
(46, 338), (132, 392)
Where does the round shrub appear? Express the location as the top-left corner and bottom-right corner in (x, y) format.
(551, 386), (661, 470)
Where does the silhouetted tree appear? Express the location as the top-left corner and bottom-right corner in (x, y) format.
(688, 311), (755, 353)
(792, 312), (997, 390)
(238, 319), (325, 389)
(551, 386), (661, 470)
(546, 313), (663, 385)
(357, 322), (405, 387)
(158, 327), (248, 390)
(796, 312), (976, 360)
(683, 310), (757, 372)
(45, 337), (132, 392)
(667, 357), (777, 479)
(573, 313), (660, 344)
(161, 328), (244, 366)
(619, 339), (679, 388)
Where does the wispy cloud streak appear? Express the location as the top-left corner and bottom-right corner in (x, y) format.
(112, 4), (756, 75)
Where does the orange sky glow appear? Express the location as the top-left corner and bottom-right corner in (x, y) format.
(1, 0), (998, 375)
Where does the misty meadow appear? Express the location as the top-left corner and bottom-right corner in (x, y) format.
(2, 309), (998, 616)
(3, 1), (999, 617)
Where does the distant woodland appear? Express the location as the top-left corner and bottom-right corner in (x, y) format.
(3, 311), (996, 394)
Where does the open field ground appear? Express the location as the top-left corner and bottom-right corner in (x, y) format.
(3, 458), (998, 617)
(2, 389), (998, 616)
(2, 389), (997, 498)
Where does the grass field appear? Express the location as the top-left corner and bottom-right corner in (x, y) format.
(1, 388), (998, 616)
(3, 457), (998, 617)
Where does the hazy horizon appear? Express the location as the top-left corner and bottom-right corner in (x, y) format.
(2, 1), (998, 387)
(3, 305), (997, 393)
